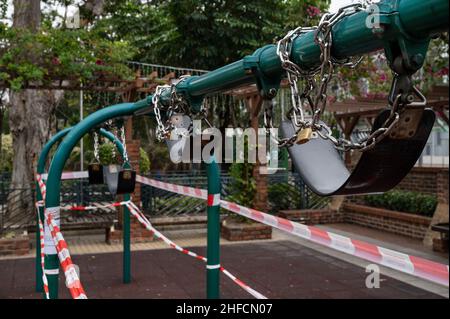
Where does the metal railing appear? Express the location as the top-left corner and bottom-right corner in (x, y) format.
(0, 171), (330, 234)
(142, 171), (330, 217)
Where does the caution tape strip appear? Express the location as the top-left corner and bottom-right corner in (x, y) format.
(135, 175), (450, 287)
(45, 210), (88, 299)
(35, 202), (50, 299)
(125, 201), (267, 299)
(136, 175), (207, 200)
(35, 172), (450, 287)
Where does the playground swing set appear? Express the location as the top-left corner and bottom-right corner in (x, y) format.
(34, 0), (448, 299)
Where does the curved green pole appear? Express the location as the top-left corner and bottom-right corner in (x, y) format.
(35, 128), (71, 292)
(206, 157), (221, 299)
(36, 122), (132, 297)
(44, 100), (150, 299)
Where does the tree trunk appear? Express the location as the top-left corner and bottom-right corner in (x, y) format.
(12, 0), (41, 32)
(6, 0), (62, 221)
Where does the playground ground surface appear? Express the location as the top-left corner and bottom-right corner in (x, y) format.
(0, 224), (448, 299)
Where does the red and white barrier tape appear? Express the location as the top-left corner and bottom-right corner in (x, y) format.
(136, 176), (450, 287)
(60, 201), (129, 212)
(125, 201), (267, 299)
(35, 203), (50, 299)
(136, 175), (207, 200)
(36, 174), (47, 200)
(221, 200), (449, 287)
(45, 209), (87, 299)
(36, 171), (450, 287)
(39, 171), (89, 181)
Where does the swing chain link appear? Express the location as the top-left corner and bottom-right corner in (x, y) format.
(274, 2), (409, 152)
(153, 76), (211, 141)
(93, 132), (100, 162)
(120, 125), (129, 163)
(152, 85), (172, 142)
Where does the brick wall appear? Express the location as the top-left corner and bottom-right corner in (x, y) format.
(221, 221), (272, 241)
(345, 167), (448, 206)
(0, 236), (30, 256)
(277, 205), (432, 240)
(437, 169), (449, 204)
(396, 167), (446, 196)
(278, 209), (344, 224)
(343, 204), (431, 239)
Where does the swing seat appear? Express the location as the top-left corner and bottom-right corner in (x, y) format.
(103, 164), (136, 197)
(88, 163), (104, 184)
(280, 108), (435, 196)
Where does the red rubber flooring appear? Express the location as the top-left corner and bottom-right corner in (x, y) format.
(0, 241), (443, 299)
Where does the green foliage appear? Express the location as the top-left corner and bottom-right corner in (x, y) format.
(98, 142), (118, 166)
(139, 147), (150, 174)
(225, 139), (256, 223)
(99, 0), (330, 70)
(0, 25), (136, 90)
(334, 34), (449, 99)
(268, 182), (301, 211)
(365, 190), (437, 217)
(0, 134), (12, 172)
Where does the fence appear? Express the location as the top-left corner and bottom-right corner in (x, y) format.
(0, 171), (329, 235)
(142, 171), (330, 217)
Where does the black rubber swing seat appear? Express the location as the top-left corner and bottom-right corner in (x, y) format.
(88, 163), (104, 185)
(103, 164), (136, 197)
(280, 108), (436, 196)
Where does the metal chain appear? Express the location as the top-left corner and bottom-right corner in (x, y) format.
(152, 85), (172, 141)
(152, 75), (213, 142)
(120, 125), (129, 163)
(93, 132), (100, 162)
(274, 2), (405, 151)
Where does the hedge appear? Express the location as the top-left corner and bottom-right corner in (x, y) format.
(365, 190), (437, 217)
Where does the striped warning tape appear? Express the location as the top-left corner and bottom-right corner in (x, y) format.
(136, 175), (207, 200)
(45, 209), (88, 299)
(135, 175), (450, 287)
(220, 200), (450, 287)
(60, 201), (129, 211)
(35, 172), (450, 287)
(35, 202), (50, 299)
(36, 174), (47, 200)
(125, 201), (267, 299)
(39, 171), (88, 181)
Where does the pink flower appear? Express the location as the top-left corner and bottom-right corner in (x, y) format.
(96, 59), (105, 66)
(52, 57), (61, 65)
(379, 73), (387, 81)
(437, 67), (449, 76)
(306, 5), (321, 17)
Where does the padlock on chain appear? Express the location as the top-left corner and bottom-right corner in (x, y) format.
(296, 127), (313, 145)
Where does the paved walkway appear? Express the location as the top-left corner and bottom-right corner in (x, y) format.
(0, 240), (444, 299)
(0, 224), (448, 299)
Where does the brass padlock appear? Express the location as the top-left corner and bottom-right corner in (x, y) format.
(296, 127), (313, 145)
(123, 171), (132, 180)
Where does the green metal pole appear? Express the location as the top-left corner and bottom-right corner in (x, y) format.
(122, 175), (131, 284)
(36, 128), (71, 293)
(206, 156), (221, 299)
(38, 122), (132, 298)
(98, 128), (131, 283)
(43, 101), (150, 299)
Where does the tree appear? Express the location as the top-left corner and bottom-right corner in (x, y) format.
(1, 0), (136, 221)
(5, 0), (61, 219)
(98, 0), (330, 70)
